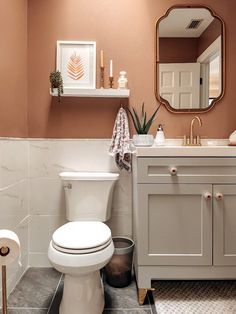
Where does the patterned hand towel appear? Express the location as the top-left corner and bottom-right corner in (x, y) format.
(109, 107), (132, 171)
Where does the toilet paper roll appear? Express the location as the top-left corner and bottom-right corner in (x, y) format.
(0, 230), (20, 266)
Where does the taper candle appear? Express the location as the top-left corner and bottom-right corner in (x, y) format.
(100, 50), (104, 67)
(109, 59), (113, 77)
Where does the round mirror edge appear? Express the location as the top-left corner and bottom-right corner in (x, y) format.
(155, 4), (226, 114)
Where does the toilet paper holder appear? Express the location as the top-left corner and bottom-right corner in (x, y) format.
(1, 245), (10, 314)
(0, 246), (10, 257)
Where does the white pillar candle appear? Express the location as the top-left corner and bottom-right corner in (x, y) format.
(109, 59), (113, 77)
(100, 50), (104, 67)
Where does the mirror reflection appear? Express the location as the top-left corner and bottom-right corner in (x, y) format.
(157, 7), (223, 111)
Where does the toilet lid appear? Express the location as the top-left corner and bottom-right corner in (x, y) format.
(52, 221), (112, 254)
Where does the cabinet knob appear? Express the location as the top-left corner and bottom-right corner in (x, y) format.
(169, 167), (177, 176)
(215, 192), (223, 200)
(203, 192), (212, 200)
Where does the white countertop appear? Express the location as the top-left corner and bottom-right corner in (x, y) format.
(133, 139), (236, 157)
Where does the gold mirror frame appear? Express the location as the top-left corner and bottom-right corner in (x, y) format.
(155, 5), (225, 113)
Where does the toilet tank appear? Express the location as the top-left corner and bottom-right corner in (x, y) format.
(60, 172), (119, 222)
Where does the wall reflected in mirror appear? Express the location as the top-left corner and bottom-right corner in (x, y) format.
(157, 7), (224, 111)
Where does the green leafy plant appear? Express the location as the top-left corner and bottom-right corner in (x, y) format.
(127, 103), (160, 134)
(49, 70), (63, 101)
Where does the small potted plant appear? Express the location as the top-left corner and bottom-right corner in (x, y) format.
(128, 103), (160, 146)
(49, 70), (63, 101)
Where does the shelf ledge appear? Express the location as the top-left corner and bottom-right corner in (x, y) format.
(50, 88), (130, 98)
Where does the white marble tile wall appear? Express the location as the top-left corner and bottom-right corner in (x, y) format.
(0, 138), (132, 295)
(0, 139), (29, 304)
(29, 139), (132, 266)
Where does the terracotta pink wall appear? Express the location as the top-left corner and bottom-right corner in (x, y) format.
(159, 38), (198, 63)
(0, 0), (28, 137)
(198, 18), (222, 56)
(25, 0), (236, 138)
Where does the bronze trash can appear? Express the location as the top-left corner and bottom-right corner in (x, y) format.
(104, 237), (134, 288)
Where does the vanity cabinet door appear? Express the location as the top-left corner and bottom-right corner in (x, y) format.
(137, 184), (212, 265)
(213, 185), (236, 265)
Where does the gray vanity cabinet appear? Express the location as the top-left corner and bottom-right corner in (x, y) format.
(137, 184), (212, 266)
(213, 185), (236, 265)
(133, 156), (236, 303)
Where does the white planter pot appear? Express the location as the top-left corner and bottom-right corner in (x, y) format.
(133, 134), (154, 147)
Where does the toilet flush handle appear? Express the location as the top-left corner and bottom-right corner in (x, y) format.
(64, 183), (72, 189)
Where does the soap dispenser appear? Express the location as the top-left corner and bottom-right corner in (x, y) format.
(155, 124), (165, 146)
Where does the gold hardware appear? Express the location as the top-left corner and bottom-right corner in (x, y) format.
(0, 246), (10, 257)
(100, 66), (105, 89)
(138, 288), (155, 305)
(2, 265), (7, 314)
(109, 76), (114, 88)
(183, 116), (202, 146)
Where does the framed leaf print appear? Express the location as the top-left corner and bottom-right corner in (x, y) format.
(57, 41), (96, 89)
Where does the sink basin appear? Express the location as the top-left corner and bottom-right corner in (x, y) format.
(157, 139), (230, 147)
(133, 139), (236, 157)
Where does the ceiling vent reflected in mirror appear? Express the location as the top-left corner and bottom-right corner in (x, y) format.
(186, 19), (203, 29)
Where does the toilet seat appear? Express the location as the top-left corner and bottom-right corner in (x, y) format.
(52, 221), (112, 254)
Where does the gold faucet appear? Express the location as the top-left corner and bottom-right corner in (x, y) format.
(184, 116), (202, 146)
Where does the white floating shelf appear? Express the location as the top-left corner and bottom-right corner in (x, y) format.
(50, 88), (130, 98)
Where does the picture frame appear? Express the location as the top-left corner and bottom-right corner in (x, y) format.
(56, 41), (96, 89)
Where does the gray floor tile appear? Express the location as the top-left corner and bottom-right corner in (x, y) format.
(7, 268), (61, 309)
(5, 268), (151, 314)
(48, 279), (63, 314)
(48, 276), (150, 313)
(104, 280), (150, 309)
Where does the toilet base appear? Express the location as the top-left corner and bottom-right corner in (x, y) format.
(59, 270), (104, 314)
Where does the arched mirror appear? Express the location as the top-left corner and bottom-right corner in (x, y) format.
(156, 5), (225, 113)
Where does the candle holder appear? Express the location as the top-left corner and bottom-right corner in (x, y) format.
(109, 76), (114, 88)
(100, 66), (105, 89)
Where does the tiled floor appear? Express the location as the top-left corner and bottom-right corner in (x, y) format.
(2, 268), (154, 314)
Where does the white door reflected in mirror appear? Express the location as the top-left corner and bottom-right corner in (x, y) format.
(159, 63), (200, 109)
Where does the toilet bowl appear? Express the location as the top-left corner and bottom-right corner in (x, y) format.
(48, 172), (119, 314)
(48, 221), (114, 314)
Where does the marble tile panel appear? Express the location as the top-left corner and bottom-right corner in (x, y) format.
(112, 174), (132, 215)
(0, 216), (24, 231)
(16, 216), (29, 259)
(29, 178), (65, 215)
(107, 212), (132, 238)
(29, 214), (66, 256)
(29, 140), (118, 178)
(0, 255), (28, 307)
(0, 180), (28, 225)
(7, 268), (61, 309)
(7, 255), (28, 296)
(29, 253), (51, 267)
(0, 140), (29, 188)
(49, 215), (66, 237)
(29, 216), (50, 253)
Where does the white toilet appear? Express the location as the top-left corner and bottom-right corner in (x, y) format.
(48, 171), (119, 314)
